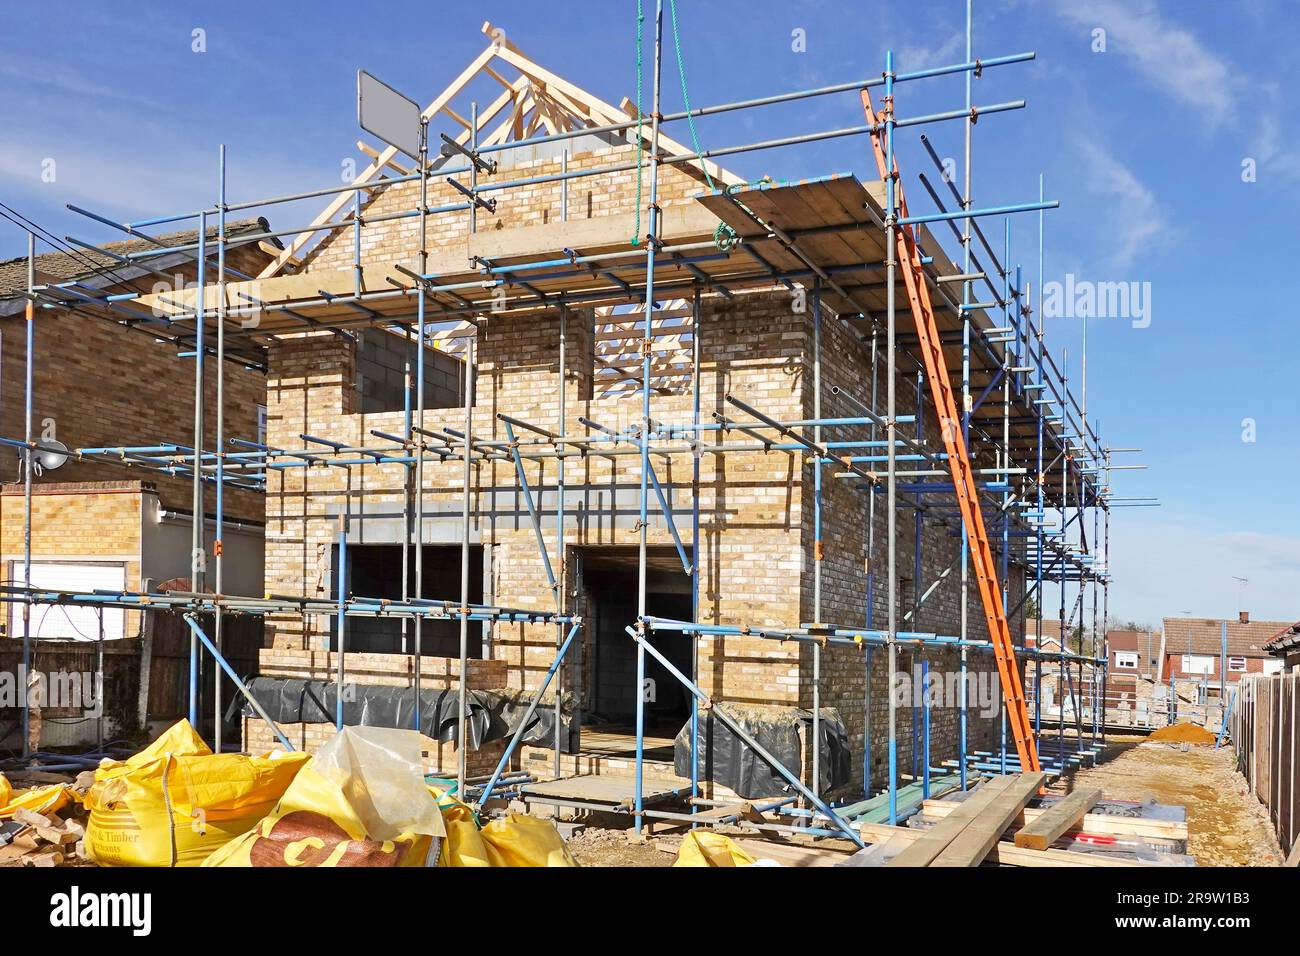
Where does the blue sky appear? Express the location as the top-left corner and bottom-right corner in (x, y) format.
(1, 1), (1296, 628)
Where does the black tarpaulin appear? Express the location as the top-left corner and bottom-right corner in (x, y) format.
(238, 676), (576, 752)
(673, 706), (851, 798)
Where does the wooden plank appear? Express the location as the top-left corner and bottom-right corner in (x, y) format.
(731, 838), (847, 867)
(884, 773), (1018, 867)
(1014, 788), (1103, 850)
(931, 772), (1046, 867)
(921, 798), (1187, 841)
(483, 30), (742, 188)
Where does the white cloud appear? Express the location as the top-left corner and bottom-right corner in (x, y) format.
(1054, 0), (1235, 126)
(1107, 517), (1300, 624)
(1053, 1), (1300, 185)
(1075, 137), (1169, 270)
(899, 31), (965, 72)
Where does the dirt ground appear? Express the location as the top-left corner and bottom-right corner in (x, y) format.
(565, 826), (670, 867)
(1057, 739), (1283, 866)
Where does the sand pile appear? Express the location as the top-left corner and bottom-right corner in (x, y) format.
(1149, 721), (1217, 745)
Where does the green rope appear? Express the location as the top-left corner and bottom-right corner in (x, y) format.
(668, 0), (713, 193)
(713, 221), (738, 252)
(631, 0), (645, 246)
(667, 0), (742, 252)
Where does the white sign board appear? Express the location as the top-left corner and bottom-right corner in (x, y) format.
(357, 69), (422, 161)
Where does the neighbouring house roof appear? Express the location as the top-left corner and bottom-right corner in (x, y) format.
(1160, 617), (1293, 658)
(1025, 618), (1067, 651)
(1106, 628), (1157, 652)
(1263, 621), (1300, 656)
(0, 217), (278, 304)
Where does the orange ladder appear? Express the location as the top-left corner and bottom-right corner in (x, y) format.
(861, 88), (1040, 773)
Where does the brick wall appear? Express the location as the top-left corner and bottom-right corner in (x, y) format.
(0, 481), (144, 638)
(243, 718), (506, 778)
(1163, 653), (1271, 682)
(303, 142), (711, 272)
(0, 245), (268, 522)
(795, 299), (1022, 789)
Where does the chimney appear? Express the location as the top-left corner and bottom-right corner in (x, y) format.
(1239, 610), (1250, 624)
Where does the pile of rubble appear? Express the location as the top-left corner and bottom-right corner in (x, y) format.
(0, 770), (93, 868)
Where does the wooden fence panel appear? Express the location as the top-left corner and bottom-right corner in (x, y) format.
(1233, 672), (1298, 857)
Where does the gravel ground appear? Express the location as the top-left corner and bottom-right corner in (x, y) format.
(1059, 741), (1283, 866)
(565, 826), (670, 867)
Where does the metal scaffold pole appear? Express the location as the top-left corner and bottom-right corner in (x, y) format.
(555, 299), (567, 781)
(214, 144), (227, 752)
(457, 102), (480, 796)
(21, 234), (34, 762)
(456, 332), (476, 793)
(189, 210), (207, 730)
(958, 0), (974, 792)
(634, 0), (664, 837)
(414, 112), (429, 741)
(811, 277), (823, 801)
(884, 48), (900, 825)
(690, 283), (702, 816)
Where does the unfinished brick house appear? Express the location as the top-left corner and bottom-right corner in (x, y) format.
(126, 26), (1107, 818)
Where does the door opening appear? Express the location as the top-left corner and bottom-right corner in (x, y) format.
(578, 546), (693, 761)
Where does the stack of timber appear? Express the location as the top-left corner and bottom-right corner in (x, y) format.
(882, 772), (1048, 867)
(914, 785), (1190, 863)
(657, 772), (1191, 867)
(0, 805), (87, 868)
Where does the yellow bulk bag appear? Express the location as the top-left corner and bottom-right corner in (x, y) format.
(0, 771), (74, 821)
(479, 813), (578, 867)
(429, 787), (492, 867)
(0, 781), (73, 821)
(131, 718), (211, 761)
(203, 726), (446, 867)
(672, 831), (756, 867)
(83, 719), (308, 867)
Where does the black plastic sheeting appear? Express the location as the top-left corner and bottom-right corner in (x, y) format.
(239, 677), (576, 753)
(673, 708), (851, 798)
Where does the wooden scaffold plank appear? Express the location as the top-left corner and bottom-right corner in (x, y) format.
(1013, 788), (1103, 851)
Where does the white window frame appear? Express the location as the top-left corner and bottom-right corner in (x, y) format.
(1114, 650), (1139, 670)
(1227, 656), (1247, 673)
(1182, 654), (1215, 675)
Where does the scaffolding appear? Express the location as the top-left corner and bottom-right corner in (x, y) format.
(1, 2), (1145, 845)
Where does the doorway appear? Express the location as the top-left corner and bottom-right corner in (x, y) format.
(578, 546), (693, 761)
